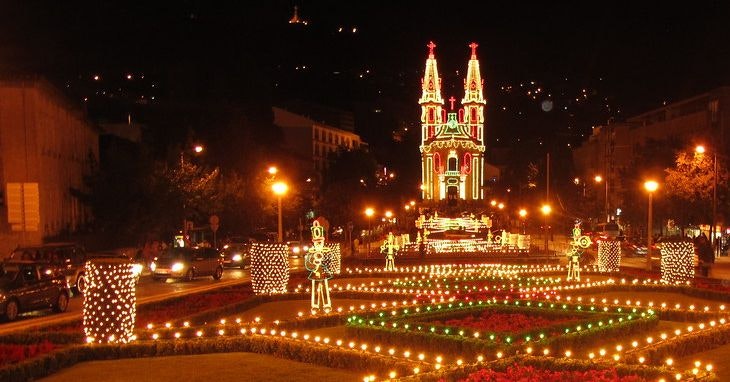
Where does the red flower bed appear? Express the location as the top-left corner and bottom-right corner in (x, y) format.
(0, 341), (57, 366)
(435, 311), (579, 333)
(458, 364), (646, 382)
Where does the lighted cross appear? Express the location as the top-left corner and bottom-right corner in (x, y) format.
(448, 96), (456, 110)
(469, 42), (478, 57)
(427, 41), (436, 55)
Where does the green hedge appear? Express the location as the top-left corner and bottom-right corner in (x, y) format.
(624, 323), (730, 365)
(394, 355), (701, 382)
(0, 334), (420, 382)
(346, 315), (658, 358)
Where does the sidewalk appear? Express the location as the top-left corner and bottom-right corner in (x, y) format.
(620, 255), (730, 282)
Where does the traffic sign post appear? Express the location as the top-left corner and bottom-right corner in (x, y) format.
(209, 215), (220, 249)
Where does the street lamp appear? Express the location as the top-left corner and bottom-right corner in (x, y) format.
(594, 175), (609, 222)
(644, 180), (659, 270)
(519, 209), (527, 234)
(272, 181), (288, 242)
(541, 204), (552, 252)
(696, 145), (718, 257)
(180, 144), (204, 241)
(268, 166), (278, 176)
(365, 208), (375, 255)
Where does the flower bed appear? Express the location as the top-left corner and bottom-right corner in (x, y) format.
(347, 300), (658, 357)
(436, 311), (581, 333)
(0, 341), (57, 367)
(458, 364), (647, 382)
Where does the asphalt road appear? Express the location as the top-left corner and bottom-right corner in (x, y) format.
(0, 257), (305, 334)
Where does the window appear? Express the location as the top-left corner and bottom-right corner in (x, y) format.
(448, 157), (457, 172)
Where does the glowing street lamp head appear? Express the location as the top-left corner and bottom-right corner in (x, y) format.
(594, 175), (603, 183)
(497, 203), (505, 210)
(644, 180), (659, 193)
(541, 204), (552, 215)
(272, 181), (288, 196)
(365, 208), (374, 217)
(490, 200), (497, 207)
(193, 145), (204, 153)
(268, 166), (278, 175)
(409, 200), (416, 206)
(573, 177), (580, 185)
(695, 145), (706, 154)
(519, 209), (527, 218)
(385, 211), (393, 218)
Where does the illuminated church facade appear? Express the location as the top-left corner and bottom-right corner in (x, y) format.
(420, 41), (487, 202)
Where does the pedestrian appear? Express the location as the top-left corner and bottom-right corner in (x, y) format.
(696, 233), (714, 276)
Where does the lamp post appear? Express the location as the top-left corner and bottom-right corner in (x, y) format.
(696, 145), (718, 257)
(594, 175), (609, 222)
(365, 208), (375, 255)
(180, 144), (204, 242)
(644, 180), (659, 271)
(541, 204), (551, 252)
(519, 209), (527, 234)
(272, 181), (288, 242)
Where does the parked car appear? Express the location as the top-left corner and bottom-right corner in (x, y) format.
(9, 242), (87, 294)
(0, 261), (70, 321)
(150, 247), (224, 281)
(286, 241), (310, 258)
(220, 243), (251, 269)
(74, 251), (145, 294)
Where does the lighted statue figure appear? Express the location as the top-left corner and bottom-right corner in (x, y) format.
(305, 221), (332, 314)
(566, 220), (592, 281)
(380, 232), (400, 271)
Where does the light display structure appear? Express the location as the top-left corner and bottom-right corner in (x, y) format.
(419, 42), (486, 201)
(380, 232), (400, 271)
(251, 243), (289, 294)
(306, 221), (333, 313)
(660, 239), (695, 284)
(566, 221), (591, 281)
(83, 259), (140, 344)
(597, 240), (621, 272)
(324, 243), (341, 275)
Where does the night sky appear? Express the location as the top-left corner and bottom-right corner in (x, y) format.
(1, 1), (728, 150)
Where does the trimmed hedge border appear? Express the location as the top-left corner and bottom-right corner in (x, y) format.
(0, 334), (422, 382)
(625, 322), (730, 365)
(346, 315), (658, 358)
(394, 354), (702, 382)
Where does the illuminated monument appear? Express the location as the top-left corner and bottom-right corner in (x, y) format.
(420, 41), (486, 203)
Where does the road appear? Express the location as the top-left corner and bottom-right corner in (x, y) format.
(0, 257), (305, 335)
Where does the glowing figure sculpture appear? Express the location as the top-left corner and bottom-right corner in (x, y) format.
(566, 220), (591, 281)
(305, 221), (332, 314)
(380, 232), (400, 271)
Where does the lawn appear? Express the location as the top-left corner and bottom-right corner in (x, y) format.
(39, 352), (361, 382)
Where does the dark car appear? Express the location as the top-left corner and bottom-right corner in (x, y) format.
(220, 243), (251, 269)
(150, 247), (224, 281)
(0, 261), (70, 321)
(9, 243), (87, 294)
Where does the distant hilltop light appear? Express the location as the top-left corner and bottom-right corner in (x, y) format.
(288, 5), (309, 25)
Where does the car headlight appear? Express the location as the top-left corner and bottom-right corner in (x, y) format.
(131, 264), (143, 276)
(292, 247), (300, 254)
(150, 262), (157, 272)
(232, 254), (242, 262)
(171, 262), (185, 272)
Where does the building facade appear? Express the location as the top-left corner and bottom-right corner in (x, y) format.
(573, 86), (730, 220)
(0, 78), (99, 255)
(273, 106), (362, 177)
(420, 42), (486, 202)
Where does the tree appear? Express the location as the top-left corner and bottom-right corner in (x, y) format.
(665, 149), (728, 229)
